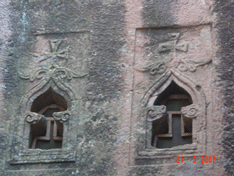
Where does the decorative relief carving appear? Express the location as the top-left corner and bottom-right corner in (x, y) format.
(177, 58), (212, 72)
(12, 36), (88, 164)
(133, 27), (209, 159)
(135, 30), (212, 76)
(38, 40), (69, 64)
(158, 33), (188, 54)
(19, 64), (86, 82)
(181, 104), (200, 118)
(25, 112), (45, 124)
(147, 105), (166, 121)
(25, 111), (71, 124)
(18, 40), (87, 82)
(135, 62), (167, 76)
(53, 111), (71, 123)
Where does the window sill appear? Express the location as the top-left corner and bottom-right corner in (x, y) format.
(10, 148), (75, 164)
(137, 143), (200, 159)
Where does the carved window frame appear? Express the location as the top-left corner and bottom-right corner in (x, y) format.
(151, 94), (193, 148)
(10, 81), (78, 164)
(137, 71), (207, 159)
(30, 104), (65, 149)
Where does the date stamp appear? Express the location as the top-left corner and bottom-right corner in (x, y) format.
(176, 156), (215, 163)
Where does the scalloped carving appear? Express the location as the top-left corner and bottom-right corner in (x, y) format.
(147, 105), (166, 122)
(181, 104), (200, 118)
(25, 112), (45, 124)
(53, 111), (71, 123)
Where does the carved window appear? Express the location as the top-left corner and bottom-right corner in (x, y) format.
(30, 105), (64, 149)
(11, 38), (88, 164)
(27, 88), (68, 149)
(11, 84), (77, 164)
(149, 82), (193, 148)
(138, 73), (204, 161)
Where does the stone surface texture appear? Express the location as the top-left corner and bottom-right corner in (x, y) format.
(0, 0), (232, 175)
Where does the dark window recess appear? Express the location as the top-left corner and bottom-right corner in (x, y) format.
(152, 82), (192, 148)
(29, 88), (67, 149)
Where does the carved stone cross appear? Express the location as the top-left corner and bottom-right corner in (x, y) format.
(158, 33), (188, 59)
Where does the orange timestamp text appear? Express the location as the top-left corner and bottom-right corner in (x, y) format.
(176, 156), (215, 163)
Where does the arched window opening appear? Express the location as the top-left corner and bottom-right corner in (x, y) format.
(29, 88), (67, 149)
(152, 81), (192, 148)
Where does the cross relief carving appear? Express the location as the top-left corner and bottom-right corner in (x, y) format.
(11, 37), (87, 164)
(18, 40), (87, 82)
(135, 32), (212, 76)
(158, 33), (188, 56)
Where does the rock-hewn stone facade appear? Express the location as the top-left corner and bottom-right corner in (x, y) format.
(0, 0), (233, 175)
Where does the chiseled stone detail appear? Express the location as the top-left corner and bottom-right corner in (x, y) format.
(134, 26), (210, 159)
(135, 32), (188, 75)
(147, 105), (166, 122)
(0, 0), (223, 175)
(19, 63), (86, 81)
(53, 111), (71, 123)
(177, 58), (212, 72)
(11, 39), (83, 164)
(135, 31), (212, 76)
(25, 112), (45, 124)
(181, 104), (200, 118)
(158, 33), (188, 53)
(135, 62), (167, 76)
(18, 40), (87, 82)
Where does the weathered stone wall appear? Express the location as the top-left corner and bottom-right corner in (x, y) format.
(0, 0), (232, 175)
(214, 0), (234, 175)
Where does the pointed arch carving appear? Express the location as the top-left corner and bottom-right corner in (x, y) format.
(20, 77), (76, 115)
(138, 69), (207, 157)
(142, 69), (206, 112)
(11, 77), (79, 164)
